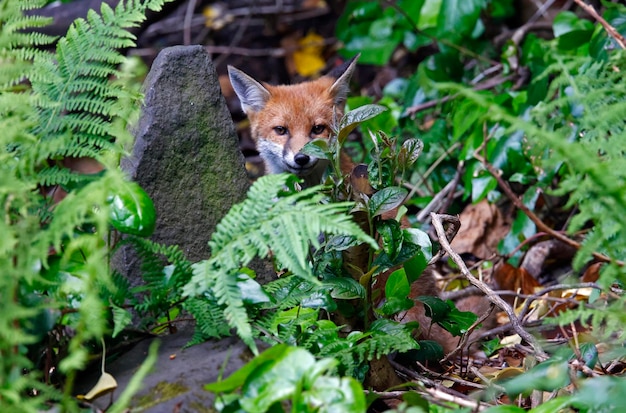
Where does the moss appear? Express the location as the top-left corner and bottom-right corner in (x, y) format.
(134, 380), (189, 409)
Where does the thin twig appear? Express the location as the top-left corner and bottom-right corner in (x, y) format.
(183, 0), (197, 46)
(440, 302), (496, 363)
(573, 0), (626, 49)
(389, 360), (493, 410)
(407, 142), (461, 201)
(430, 213), (549, 360)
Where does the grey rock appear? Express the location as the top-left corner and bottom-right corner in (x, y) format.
(77, 329), (268, 412)
(122, 45), (249, 264)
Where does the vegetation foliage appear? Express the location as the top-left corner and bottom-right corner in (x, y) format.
(3, 0), (626, 412)
(0, 0), (169, 411)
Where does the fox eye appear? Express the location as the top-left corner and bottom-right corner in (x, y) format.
(273, 126), (288, 135)
(311, 125), (325, 135)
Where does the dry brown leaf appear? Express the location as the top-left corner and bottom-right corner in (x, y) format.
(493, 263), (540, 296)
(76, 372), (117, 402)
(581, 262), (602, 282)
(450, 199), (510, 259)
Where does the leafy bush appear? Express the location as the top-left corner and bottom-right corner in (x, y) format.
(332, 1), (626, 411)
(0, 0), (168, 410)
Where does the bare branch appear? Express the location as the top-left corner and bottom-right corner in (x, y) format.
(430, 213), (549, 360)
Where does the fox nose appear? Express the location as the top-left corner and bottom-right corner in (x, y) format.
(294, 153), (310, 166)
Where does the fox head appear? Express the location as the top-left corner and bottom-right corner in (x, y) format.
(228, 56), (358, 185)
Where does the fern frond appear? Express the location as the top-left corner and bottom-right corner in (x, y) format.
(184, 174), (376, 353)
(184, 297), (231, 346)
(0, 0), (55, 88)
(29, 0), (170, 186)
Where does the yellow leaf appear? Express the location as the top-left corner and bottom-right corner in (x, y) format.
(76, 372), (118, 402)
(500, 334), (522, 347)
(293, 31), (326, 77)
(202, 4), (233, 30)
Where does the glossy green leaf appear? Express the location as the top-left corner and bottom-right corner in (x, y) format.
(369, 186), (408, 217)
(569, 376), (626, 411)
(418, 0), (442, 29)
(205, 344), (294, 393)
(553, 11), (594, 51)
(378, 268), (414, 315)
(367, 161), (394, 190)
(402, 340), (443, 363)
(418, 295), (450, 321)
(237, 272), (271, 305)
(437, 0), (485, 41)
(377, 219), (403, 261)
(301, 139), (330, 159)
(579, 342), (599, 369)
(107, 181), (156, 236)
(419, 296), (477, 336)
(403, 228), (433, 262)
(527, 397), (572, 413)
(398, 139), (424, 169)
(301, 290), (337, 311)
(299, 375), (367, 412)
(400, 228), (432, 283)
(324, 277), (366, 300)
(241, 347), (316, 412)
(337, 104), (388, 143)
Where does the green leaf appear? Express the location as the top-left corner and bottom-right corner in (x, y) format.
(299, 375), (367, 412)
(417, 295), (450, 321)
(273, 307), (319, 333)
(501, 358), (571, 396)
(377, 219), (403, 261)
(437, 0), (486, 41)
(337, 104), (388, 143)
(301, 290), (337, 311)
(398, 138), (424, 169)
(378, 268), (414, 315)
(553, 11), (594, 50)
(527, 397), (572, 413)
(418, 297), (477, 336)
(107, 181), (156, 236)
(579, 342), (598, 369)
(369, 186), (408, 217)
(569, 376), (626, 412)
(471, 174), (498, 202)
(240, 347), (317, 412)
(324, 277), (366, 300)
(301, 139), (330, 160)
(111, 303), (132, 338)
(402, 340), (444, 363)
(237, 272), (271, 305)
(418, 0), (442, 29)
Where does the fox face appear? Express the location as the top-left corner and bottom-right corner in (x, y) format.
(228, 56), (358, 186)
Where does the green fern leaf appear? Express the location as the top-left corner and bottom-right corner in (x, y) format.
(184, 174), (377, 353)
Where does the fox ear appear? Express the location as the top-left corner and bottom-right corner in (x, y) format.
(228, 66), (271, 113)
(327, 53), (359, 107)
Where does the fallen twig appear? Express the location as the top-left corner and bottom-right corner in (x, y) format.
(430, 213), (549, 360)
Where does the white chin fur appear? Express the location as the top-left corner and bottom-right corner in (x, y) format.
(257, 139), (320, 177)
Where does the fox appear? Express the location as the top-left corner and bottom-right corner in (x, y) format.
(227, 56), (358, 187)
(227, 57), (494, 359)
